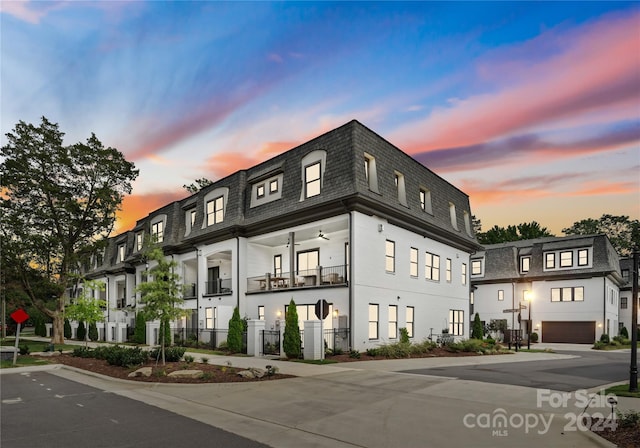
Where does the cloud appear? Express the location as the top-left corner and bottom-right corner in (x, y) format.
(414, 124), (640, 172)
(0, 0), (66, 24)
(392, 11), (640, 155)
(116, 190), (188, 233)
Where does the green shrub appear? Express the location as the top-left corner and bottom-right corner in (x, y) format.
(447, 339), (487, 354)
(64, 318), (72, 339)
(617, 409), (640, 428)
(366, 348), (380, 357)
(72, 347), (94, 358)
(76, 321), (86, 341)
(227, 307), (244, 353)
(619, 326), (629, 339)
(104, 345), (148, 367)
(201, 357), (209, 364)
(92, 346), (111, 360)
(377, 341), (412, 358)
(19, 344), (30, 355)
(149, 346), (185, 362)
(530, 332), (539, 343)
(88, 322), (99, 341)
(183, 355), (195, 363)
(412, 339), (437, 353)
(472, 313), (483, 340)
(349, 350), (361, 359)
(399, 327), (410, 344)
(283, 299), (301, 359)
(133, 312), (146, 344)
(333, 347), (344, 356)
(599, 333), (610, 344)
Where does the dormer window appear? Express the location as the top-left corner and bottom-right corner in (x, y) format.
(420, 188), (433, 214)
(118, 244), (125, 262)
(257, 184), (265, 199)
(269, 179), (279, 193)
(520, 256), (531, 273)
(394, 171), (407, 207)
(363, 153), (379, 193)
(560, 251), (573, 267)
(449, 203), (459, 230)
(136, 232), (143, 251)
(207, 196), (224, 226)
(305, 162), (321, 198)
(578, 249), (588, 266)
(151, 220), (164, 243)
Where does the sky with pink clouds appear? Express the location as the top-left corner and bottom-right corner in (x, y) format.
(2, 1), (639, 235)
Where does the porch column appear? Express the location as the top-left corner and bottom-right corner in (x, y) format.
(247, 319), (266, 356)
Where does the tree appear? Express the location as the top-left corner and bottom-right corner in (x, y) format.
(136, 246), (190, 364)
(471, 215), (482, 236)
(227, 307), (243, 353)
(183, 177), (214, 194)
(563, 214), (640, 256)
(64, 318), (72, 339)
(1, 117), (138, 344)
(472, 313), (483, 339)
(133, 311), (146, 344)
(283, 299), (301, 358)
(88, 322), (99, 341)
(65, 280), (107, 347)
(477, 221), (554, 244)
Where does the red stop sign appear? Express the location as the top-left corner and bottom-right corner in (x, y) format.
(11, 309), (29, 324)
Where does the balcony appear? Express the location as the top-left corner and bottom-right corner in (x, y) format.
(204, 278), (233, 296)
(183, 283), (197, 299)
(247, 265), (347, 293)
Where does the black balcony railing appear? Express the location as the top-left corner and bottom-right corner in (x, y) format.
(204, 278), (233, 295)
(247, 265), (347, 293)
(183, 283), (197, 298)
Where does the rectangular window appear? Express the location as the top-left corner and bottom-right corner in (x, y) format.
(449, 310), (464, 336)
(257, 184), (265, 198)
(498, 290), (504, 301)
(551, 287), (584, 302)
(274, 255), (282, 276)
(419, 189), (425, 211)
(446, 258), (452, 282)
(364, 157), (370, 182)
(388, 305), (397, 339)
(258, 306), (265, 320)
(394, 171), (407, 206)
(545, 253), (555, 269)
(269, 179), (279, 193)
(368, 304), (379, 339)
(560, 251), (573, 267)
(425, 252), (440, 281)
(521, 256), (530, 273)
(471, 260), (482, 275)
(461, 263), (467, 285)
(385, 240), (395, 273)
(207, 196), (224, 226)
(118, 244), (125, 262)
(406, 306), (414, 338)
(136, 233), (143, 251)
(578, 249), (588, 266)
(621, 297), (628, 309)
(190, 210), (196, 227)
(205, 307), (213, 329)
(297, 249), (319, 275)
(151, 221), (164, 243)
(410, 247), (418, 277)
(305, 162), (321, 198)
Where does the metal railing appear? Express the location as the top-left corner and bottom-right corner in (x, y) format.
(246, 265), (347, 293)
(204, 278), (233, 295)
(261, 330), (280, 356)
(183, 283), (197, 298)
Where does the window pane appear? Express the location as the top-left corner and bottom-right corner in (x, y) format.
(385, 240), (395, 272)
(551, 288), (561, 302)
(574, 287), (584, 301)
(562, 287), (572, 301)
(560, 251), (572, 267)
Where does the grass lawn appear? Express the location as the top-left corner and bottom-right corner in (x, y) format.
(0, 338), (77, 353)
(0, 355), (52, 369)
(603, 384), (640, 399)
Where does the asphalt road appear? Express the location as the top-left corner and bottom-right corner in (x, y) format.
(400, 349), (633, 391)
(1, 371), (269, 448)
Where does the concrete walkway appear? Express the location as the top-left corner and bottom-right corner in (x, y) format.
(5, 337), (639, 447)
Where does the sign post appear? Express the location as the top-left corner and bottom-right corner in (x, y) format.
(315, 300), (329, 360)
(10, 309), (29, 366)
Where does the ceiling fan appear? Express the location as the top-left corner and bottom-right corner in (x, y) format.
(318, 230), (330, 240)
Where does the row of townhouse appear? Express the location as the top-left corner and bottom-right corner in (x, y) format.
(470, 234), (635, 344)
(80, 120), (481, 351)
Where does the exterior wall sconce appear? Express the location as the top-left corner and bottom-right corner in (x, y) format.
(333, 309), (339, 317)
(378, 224), (384, 232)
(276, 310), (282, 318)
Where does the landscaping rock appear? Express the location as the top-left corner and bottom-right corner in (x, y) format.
(167, 369), (203, 379)
(249, 367), (265, 378)
(128, 367), (153, 378)
(237, 370), (255, 379)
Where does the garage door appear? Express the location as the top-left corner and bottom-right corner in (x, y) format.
(542, 321), (595, 344)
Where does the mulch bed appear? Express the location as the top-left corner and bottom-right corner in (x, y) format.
(39, 354), (294, 383)
(326, 347), (498, 362)
(594, 426), (640, 447)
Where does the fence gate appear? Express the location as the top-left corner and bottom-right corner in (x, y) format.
(261, 330), (280, 356)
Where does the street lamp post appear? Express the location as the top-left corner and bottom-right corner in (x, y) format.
(630, 247), (638, 393)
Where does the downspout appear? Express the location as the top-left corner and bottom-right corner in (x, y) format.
(236, 235), (240, 309)
(348, 210), (353, 350)
(195, 247), (200, 346)
(603, 277), (607, 338)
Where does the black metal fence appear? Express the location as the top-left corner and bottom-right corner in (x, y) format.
(172, 328), (246, 353)
(261, 330), (280, 356)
